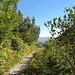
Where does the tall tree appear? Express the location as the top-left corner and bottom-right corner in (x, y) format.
(18, 17), (40, 45)
(0, 0), (19, 41)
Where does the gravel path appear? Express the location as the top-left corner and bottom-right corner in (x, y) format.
(3, 51), (36, 75)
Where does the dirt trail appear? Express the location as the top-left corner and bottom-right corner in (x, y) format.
(3, 51), (36, 75)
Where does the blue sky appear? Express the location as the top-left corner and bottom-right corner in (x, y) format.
(18, 0), (75, 37)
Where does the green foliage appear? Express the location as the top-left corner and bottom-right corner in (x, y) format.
(22, 6), (75, 75)
(23, 38), (73, 75)
(11, 36), (25, 51)
(18, 17), (40, 45)
(0, 44), (38, 74)
(43, 6), (75, 74)
(0, 59), (6, 74)
(0, 0), (40, 74)
(0, 0), (19, 41)
(43, 38), (74, 74)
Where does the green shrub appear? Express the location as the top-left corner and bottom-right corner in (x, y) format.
(0, 59), (6, 74)
(22, 38), (73, 75)
(11, 36), (25, 51)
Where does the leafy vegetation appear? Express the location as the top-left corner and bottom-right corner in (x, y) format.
(22, 6), (75, 75)
(1, 0), (75, 75)
(0, 0), (40, 74)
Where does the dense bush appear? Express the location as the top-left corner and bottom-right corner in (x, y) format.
(0, 0), (40, 74)
(22, 6), (75, 75)
(22, 38), (74, 75)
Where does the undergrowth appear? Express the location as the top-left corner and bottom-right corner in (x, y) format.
(0, 44), (38, 74)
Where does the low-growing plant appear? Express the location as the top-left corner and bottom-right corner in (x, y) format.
(0, 59), (6, 74)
